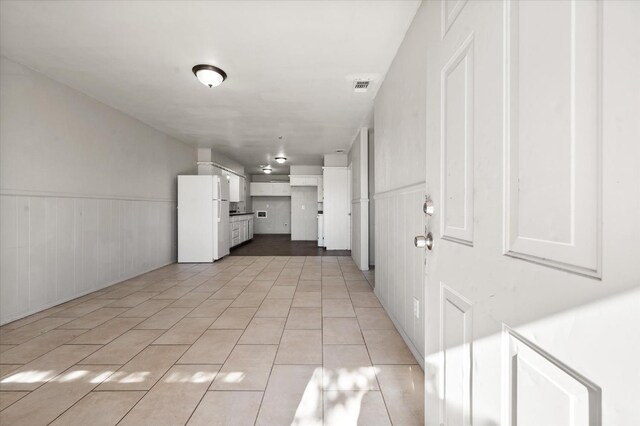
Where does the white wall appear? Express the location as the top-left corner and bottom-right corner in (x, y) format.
(348, 128), (369, 270)
(251, 197), (291, 234)
(324, 153), (348, 167)
(290, 165), (322, 175)
(0, 56), (196, 324)
(373, 4), (428, 361)
(197, 148), (245, 177)
(290, 187), (318, 241)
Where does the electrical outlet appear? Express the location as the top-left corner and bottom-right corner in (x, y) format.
(413, 298), (420, 319)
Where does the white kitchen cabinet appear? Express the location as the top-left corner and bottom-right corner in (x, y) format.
(249, 182), (270, 196)
(228, 174), (247, 203)
(229, 213), (255, 248)
(241, 220), (248, 241)
(271, 182), (291, 196)
(249, 182), (291, 197)
(229, 174), (240, 202)
(239, 177), (246, 203)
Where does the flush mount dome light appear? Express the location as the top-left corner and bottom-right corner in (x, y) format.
(192, 64), (227, 88)
(262, 167), (272, 174)
(275, 156), (287, 164)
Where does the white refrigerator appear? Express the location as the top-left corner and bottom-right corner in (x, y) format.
(178, 175), (230, 263)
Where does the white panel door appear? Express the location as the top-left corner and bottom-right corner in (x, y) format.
(323, 167), (350, 250)
(422, 1), (640, 426)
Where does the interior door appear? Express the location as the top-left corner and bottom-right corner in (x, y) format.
(323, 168), (350, 250)
(421, 1), (640, 425)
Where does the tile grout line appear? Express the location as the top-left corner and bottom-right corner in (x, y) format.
(115, 258), (255, 426)
(252, 257), (287, 426)
(3, 256), (395, 426)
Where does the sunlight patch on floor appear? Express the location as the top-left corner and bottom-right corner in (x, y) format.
(164, 371), (218, 384)
(292, 367), (323, 426)
(0, 370), (54, 384)
(322, 366), (378, 390)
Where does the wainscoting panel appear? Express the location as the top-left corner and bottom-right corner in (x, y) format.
(0, 192), (177, 324)
(374, 182), (425, 361)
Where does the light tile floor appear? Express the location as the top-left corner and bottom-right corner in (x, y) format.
(0, 256), (424, 425)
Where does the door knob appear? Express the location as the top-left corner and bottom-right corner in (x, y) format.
(423, 196), (434, 216)
(414, 233), (434, 250)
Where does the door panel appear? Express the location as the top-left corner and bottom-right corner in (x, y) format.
(505, 327), (599, 426)
(423, 1), (639, 426)
(504, 0), (601, 276)
(441, 34), (474, 246)
(441, 285), (472, 426)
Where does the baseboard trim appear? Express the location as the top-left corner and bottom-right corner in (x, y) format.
(376, 289), (425, 369)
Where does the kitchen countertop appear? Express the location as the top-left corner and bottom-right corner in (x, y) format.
(229, 212), (255, 217)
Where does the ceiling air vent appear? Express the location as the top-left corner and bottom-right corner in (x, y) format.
(353, 79), (371, 93)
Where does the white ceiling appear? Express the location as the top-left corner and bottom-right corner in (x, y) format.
(0, 1), (419, 174)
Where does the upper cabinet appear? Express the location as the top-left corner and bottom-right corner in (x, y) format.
(289, 175), (323, 187)
(229, 174), (246, 202)
(289, 175), (323, 201)
(272, 182), (291, 196)
(290, 175), (320, 186)
(250, 182), (291, 197)
(196, 162), (246, 203)
(240, 177), (246, 202)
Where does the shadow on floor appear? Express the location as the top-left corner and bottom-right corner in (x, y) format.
(230, 234), (351, 257)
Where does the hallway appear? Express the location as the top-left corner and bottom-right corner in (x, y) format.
(0, 256), (423, 425)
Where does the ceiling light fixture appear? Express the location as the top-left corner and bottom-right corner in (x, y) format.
(262, 167), (272, 174)
(275, 156), (287, 164)
(192, 64), (227, 88)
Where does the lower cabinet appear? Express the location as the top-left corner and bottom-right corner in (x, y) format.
(230, 214), (254, 248)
